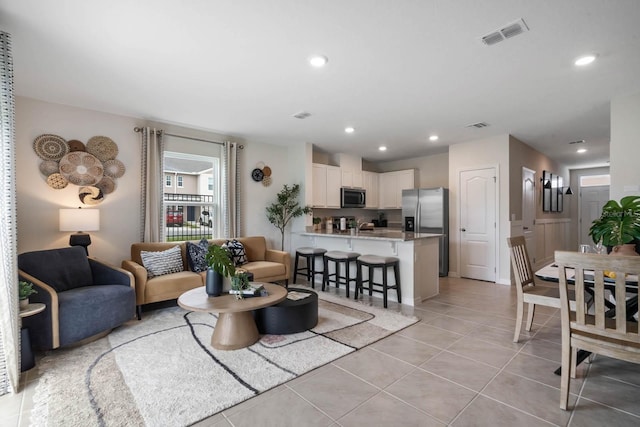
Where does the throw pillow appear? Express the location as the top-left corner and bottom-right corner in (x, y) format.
(224, 239), (248, 266)
(140, 245), (184, 278)
(186, 238), (209, 273)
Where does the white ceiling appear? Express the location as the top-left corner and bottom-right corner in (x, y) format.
(2, 0), (640, 168)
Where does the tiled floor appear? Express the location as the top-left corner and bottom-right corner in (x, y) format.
(3, 276), (640, 426)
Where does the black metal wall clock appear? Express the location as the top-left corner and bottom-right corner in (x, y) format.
(251, 168), (264, 182)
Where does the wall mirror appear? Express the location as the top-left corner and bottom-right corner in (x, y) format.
(542, 170), (552, 212)
(542, 170), (564, 212)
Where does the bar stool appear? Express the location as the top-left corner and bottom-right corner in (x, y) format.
(293, 247), (327, 288)
(355, 255), (401, 308)
(322, 250), (360, 297)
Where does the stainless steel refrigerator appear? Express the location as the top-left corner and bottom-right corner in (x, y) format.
(402, 187), (449, 276)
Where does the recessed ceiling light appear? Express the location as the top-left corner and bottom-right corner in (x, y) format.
(575, 54), (596, 66)
(577, 148), (587, 153)
(378, 146), (387, 152)
(429, 135), (439, 142)
(345, 127), (355, 134)
(309, 55), (328, 67)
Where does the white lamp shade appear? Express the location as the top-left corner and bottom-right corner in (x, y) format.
(59, 208), (100, 232)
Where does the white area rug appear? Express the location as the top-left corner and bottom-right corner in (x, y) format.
(30, 287), (417, 426)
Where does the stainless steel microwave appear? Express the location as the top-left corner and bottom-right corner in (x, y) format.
(341, 187), (366, 208)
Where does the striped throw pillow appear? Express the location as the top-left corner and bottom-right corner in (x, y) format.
(140, 245), (184, 278)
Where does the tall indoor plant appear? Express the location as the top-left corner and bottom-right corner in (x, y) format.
(205, 244), (235, 296)
(266, 183), (311, 250)
(588, 195), (640, 254)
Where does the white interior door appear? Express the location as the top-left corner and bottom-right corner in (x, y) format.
(460, 168), (496, 282)
(522, 168), (536, 262)
(580, 185), (609, 246)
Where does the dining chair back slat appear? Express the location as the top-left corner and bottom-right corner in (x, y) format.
(555, 251), (640, 410)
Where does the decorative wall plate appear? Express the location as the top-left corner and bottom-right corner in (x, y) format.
(96, 175), (116, 194)
(79, 186), (104, 205)
(67, 139), (86, 152)
(59, 152), (104, 186)
(33, 134), (68, 160)
(251, 168), (264, 182)
(262, 175), (272, 187)
(39, 160), (59, 177)
(262, 165), (272, 177)
(87, 136), (118, 162)
(46, 173), (68, 189)
(103, 159), (126, 178)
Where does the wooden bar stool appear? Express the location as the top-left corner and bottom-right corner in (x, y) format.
(322, 250), (360, 297)
(355, 255), (401, 308)
(293, 247), (327, 288)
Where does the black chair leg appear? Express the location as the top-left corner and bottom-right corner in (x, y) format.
(294, 253), (300, 283)
(383, 266), (388, 308)
(136, 305), (142, 320)
(394, 263), (401, 304)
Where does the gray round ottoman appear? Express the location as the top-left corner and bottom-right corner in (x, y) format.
(254, 288), (318, 334)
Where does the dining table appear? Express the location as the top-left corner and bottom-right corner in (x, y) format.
(534, 261), (639, 374)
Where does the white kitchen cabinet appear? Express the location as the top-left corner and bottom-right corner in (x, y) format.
(378, 169), (416, 208)
(363, 171), (379, 208)
(313, 163), (341, 208)
(341, 170), (363, 188)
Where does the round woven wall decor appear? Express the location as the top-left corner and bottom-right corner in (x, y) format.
(96, 175), (116, 195)
(39, 160), (60, 177)
(67, 139), (86, 152)
(33, 134), (68, 161)
(103, 159), (126, 178)
(78, 186), (104, 205)
(87, 136), (118, 162)
(59, 152), (104, 186)
(46, 173), (69, 189)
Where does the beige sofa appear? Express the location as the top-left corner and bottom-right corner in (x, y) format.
(121, 236), (290, 318)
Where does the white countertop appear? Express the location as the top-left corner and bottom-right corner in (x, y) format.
(298, 229), (442, 242)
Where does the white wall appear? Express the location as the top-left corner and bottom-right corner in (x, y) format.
(448, 134), (511, 284)
(16, 97), (294, 264)
(610, 92), (640, 201)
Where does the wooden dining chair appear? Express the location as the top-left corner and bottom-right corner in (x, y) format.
(507, 236), (574, 342)
(555, 251), (640, 410)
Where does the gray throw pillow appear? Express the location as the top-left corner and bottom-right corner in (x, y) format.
(140, 245), (184, 278)
(186, 238), (209, 272)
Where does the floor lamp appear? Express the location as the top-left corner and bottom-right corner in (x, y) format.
(59, 208), (100, 255)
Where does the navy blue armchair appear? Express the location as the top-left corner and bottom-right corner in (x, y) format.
(18, 246), (135, 350)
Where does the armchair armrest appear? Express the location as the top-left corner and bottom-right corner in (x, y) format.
(121, 260), (148, 305)
(18, 270), (60, 349)
(90, 258), (135, 288)
(265, 249), (291, 280)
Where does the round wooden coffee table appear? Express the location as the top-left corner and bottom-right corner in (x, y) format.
(178, 283), (287, 350)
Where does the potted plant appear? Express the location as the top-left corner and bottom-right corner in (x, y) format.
(589, 195), (640, 255)
(230, 271), (250, 299)
(266, 183), (312, 250)
(312, 217), (322, 231)
(19, 280), (37, 309)
(205, 245), (236, 296)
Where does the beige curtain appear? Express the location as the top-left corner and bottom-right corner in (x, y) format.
(221, 141), (240, 237)
(0, 31), (20, 395)
(140, 128), (164, 242)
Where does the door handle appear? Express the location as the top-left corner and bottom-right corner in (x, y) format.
(461, 228), (466, 232)
(523, 226), (529, 230)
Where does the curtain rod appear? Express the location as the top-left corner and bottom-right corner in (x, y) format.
(133, 127), (244, 149)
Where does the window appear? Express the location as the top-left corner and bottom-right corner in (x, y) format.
(163, 149), (220, 242)
(580, 174), (610, 187)
(165, 175), (172, 187)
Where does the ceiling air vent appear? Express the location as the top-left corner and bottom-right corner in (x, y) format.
(466, 122), (490, 129)
(569, 139), (585, 144)
(481, 18), (529, 46)
(292, 111), (311, 119)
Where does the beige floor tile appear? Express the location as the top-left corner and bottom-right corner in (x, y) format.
(504, 352), (585, 393)
(414, 300), (454, 314)
(420, 351), (499, 392)
(289, 365), (379, 420)
(397, 322), (464, 349)
(520, 337), (563, 363)
(333, 347), (415, 388)
(385, 368), (477, 423)
(337, 391), (444, 427)
(191, 412), (229, 426)
(370, 334), (442, 366)
(482, 371), (575, 425)
(424, 315), (478, 335)
(451, 395), (551, 427)
(569, 397), (640, 426)
(0, 391), (22, 419)
(222, 385), (287, 417)
(436, 307), (496, 325)
(579, 375), (640, 416)
(446, 337), (518, 369)
(586, 355), (640, 388)
(0, 413), (19, 427)
(531, 325), (562, 342)
(466, 324), (527, 351)
(225, 387), (334, 427)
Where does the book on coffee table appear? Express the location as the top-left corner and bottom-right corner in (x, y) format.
(287, 291), (311, 301)
(229, 283), (264, 296)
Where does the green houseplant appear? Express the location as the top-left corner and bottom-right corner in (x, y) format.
(266, 183), (312, 250)
(588, 195), (640, 253)
(205, 245), (236, 296)
(19, 280), (37, 309)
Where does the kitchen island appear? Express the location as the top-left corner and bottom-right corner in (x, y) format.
(293, 229), (442, 306)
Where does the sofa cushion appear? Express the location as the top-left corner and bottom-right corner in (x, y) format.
(223, 239), (248, 266)
(144, 271), (203, 303)
(241, 261), (285, 280)
(18, 246), (93, 292)
(186, 238), (209, 273)
(140, 245), (184, 278)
